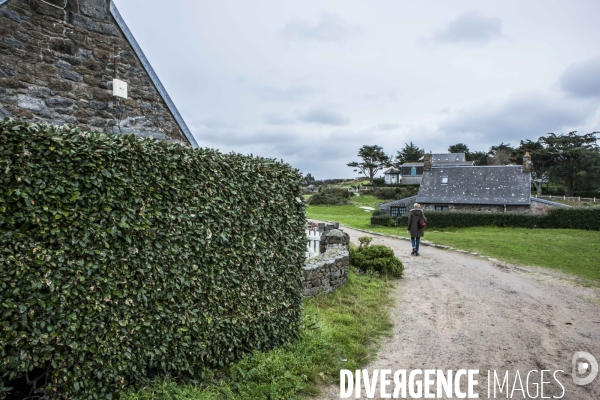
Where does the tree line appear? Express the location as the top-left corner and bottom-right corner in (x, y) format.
(346, 132), (600, 196)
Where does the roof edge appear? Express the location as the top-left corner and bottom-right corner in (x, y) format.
(416, 197), (531, 206)
(378, 195), (418, 209)
(109, 2), (199, 148)
(531, 197), (571, 207)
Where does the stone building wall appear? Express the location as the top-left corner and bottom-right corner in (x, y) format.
(0, 0), (189, 143)
(303, 229), (350, 297)
(421, 203), (533, 213)
(529, 199), (562, 215)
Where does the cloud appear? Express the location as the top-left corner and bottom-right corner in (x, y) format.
(363, 88), (399, 102)
(377, 122), (401, 131)
(253, 85), (312, 101)
(264, 112), (297, 126)
(559, 56), (600, 98)
(419, 11), (503, 46)
(197, 126), (301, 146)
(198, 119), (237, 129)
(299, 107), (350, 125)
(438, 91), (597, 145)
(282, 13), (362, 42)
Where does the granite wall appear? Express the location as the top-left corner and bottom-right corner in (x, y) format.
(0, 0), (189, 143)
(303, 229), (350, 297)
(421, 203), (533, 213)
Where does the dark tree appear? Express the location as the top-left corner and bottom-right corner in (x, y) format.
(448, 143), (470, 155)
(542, 132), (600, 196)
(488, 142), (515, 165)
(394, 141), (425, 166)
(469, 151), (489, 166)
(512, 139), (555, 195)
(347, 145), (392, 184)
(303, 173), (315, 185)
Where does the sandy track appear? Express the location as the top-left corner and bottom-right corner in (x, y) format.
(319, 225), (600, 399)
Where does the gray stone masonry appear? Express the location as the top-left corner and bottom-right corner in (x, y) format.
(0, 0), (188, 143)
(319, 226), (349, 254)
(303, 229), (350, 297)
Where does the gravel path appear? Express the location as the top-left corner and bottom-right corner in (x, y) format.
(318, 224), (600, 399)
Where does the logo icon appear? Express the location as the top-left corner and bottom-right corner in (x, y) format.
(572, 351), (598, 386)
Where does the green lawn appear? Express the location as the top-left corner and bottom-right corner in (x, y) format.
(121, 268), (395, 399)
(307, 197), (600, 282)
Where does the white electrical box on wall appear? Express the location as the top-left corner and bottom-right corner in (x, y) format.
(113, 79), (128, 99)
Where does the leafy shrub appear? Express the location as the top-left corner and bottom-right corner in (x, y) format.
(370, 210), (396, 227)
(308, 188), (351, 205)
(372, 178), (385, 185)
(358, 236), (373, 249)
(540, 207), (600, 230)
(371, 208), (600, 230)
(372, 186), (419, 200)
(0, 120), (306, 399)
(350, 245), (403, 278)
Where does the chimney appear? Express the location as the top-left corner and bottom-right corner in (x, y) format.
(523, 152), (532, 173)
(423, 152), (432, 172)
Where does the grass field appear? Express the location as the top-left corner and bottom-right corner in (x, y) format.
(307, 196), (600, 282)
(121, 268), (395, 399)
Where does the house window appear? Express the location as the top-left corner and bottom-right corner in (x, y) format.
(435, 205), (449, 212)
(441, 176), (448, 184)
(390, 206), (407, 217)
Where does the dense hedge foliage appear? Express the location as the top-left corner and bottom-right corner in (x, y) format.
(370, 210), (395, 227)
(371, 186), (418, 200)
(539, 207), (600, 230)
(363, 183), (420, 188)
(350, 245), (403, 278)
(0, 120), (306, 399)
(308, 188), (351, 205)
(371, 208), (600, 230)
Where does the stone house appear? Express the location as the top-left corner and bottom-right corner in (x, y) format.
(0, 0), (197, 146)
(387, 153), (473, 185)
(383, 167), (400, 184)
(379, 153), (568, 215)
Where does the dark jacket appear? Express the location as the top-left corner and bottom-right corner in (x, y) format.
(408, 209), (426, 237)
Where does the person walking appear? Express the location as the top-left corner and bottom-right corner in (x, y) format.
(407, 203), (427, 256)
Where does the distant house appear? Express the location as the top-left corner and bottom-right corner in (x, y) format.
(383, 167), (401, 184)
(386, 152), (473, 185)
(399, 163), (424, 185)
(379, 153), (568, 215)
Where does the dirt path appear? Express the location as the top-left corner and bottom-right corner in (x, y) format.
(319, 224), (600, 399)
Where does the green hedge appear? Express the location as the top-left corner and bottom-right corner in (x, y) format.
(308, 188), (351, 205)
(371, 187), (419, 200)
(371, 208), (600, 230)
(0, 120), (306, 398)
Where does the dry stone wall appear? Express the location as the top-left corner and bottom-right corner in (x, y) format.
(303, 229), (350, 297)
(0, 0), (188, 143)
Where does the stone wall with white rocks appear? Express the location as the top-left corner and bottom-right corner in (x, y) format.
(302, 229), (350, 297)
(0, 0), (190, 143)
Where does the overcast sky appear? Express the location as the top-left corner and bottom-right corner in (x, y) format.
(114, 0), (600, 179)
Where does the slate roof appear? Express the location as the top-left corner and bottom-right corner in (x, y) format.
(432, 153), (466, 163)
(398, 153), (473, 169)
(531, 197), (570, 207)
(417, 166), (531, 205)
(378, 195), (418, 210)
(383, 167), (401, 174)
